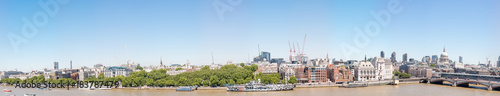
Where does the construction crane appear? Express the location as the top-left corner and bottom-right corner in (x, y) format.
(288, 41), (293, 61)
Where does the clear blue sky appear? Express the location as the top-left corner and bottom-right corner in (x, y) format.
(1, 0), (499, 71)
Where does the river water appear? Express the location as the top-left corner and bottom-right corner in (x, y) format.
(2, 84), (500, 96)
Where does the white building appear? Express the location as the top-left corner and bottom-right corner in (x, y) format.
(104, 66), (131, 77)
(371, 57), (394, 80)
(355, 61), (378, 81)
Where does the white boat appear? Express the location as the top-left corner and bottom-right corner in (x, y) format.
(24, 93), (36, 96)
(99, 88), (112, 90)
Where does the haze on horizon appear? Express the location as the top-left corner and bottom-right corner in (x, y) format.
(1, 0), (499, 72)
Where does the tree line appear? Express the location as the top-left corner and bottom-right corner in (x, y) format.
(0, 64), (291, 87)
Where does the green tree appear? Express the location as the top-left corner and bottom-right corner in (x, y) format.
(175, 68), (184, 71)
(210, 76), (219, 86)
(136, 66), (143, 70)
(218, 79), (226, 86)
(146, 78), (154, 86)
(201, 66), (210, 70)
(430, 64), (436, 67)
(98, 73), (105, 79)
(240, 63), (245, 67)
(250, 64), (258, 72)
(288, 76), (297, 84)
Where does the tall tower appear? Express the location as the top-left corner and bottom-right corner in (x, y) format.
(70, 60), (72, 69)
(54, 62), (59, 70)
(391, 52), (397, 63)
(459, 56), (463, 63)
(497, 56), (500, 68)
(402, 53), (408, 63)
(160, 57), (163, 66)
(380, 51), (385, 58)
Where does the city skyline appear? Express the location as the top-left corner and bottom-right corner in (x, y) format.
(1, 0), (500, 71)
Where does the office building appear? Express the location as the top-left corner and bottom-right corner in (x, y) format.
(402, 53), (408, 63)
(104, 66), (131, 77)
(380, 51), (385, 58)
(391, 52), (397, 63)
(54, 62), (59, 70)
(459, 56), (463, 63)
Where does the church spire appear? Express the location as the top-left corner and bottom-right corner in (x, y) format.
(443, 46), (446, 52)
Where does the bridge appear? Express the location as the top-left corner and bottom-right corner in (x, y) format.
(419, 73), (500, 91)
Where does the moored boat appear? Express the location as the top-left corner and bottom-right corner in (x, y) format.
(4, 89), (12, 92)
(176, 86), (194, 91)
(227, 79), (295, 92)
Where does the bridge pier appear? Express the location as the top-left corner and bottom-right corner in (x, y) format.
(488, 85), (493, 91)
(452, 81), (457, 87)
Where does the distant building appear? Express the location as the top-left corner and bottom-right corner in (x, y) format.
(380, 51), (385, 58)
(402, 53), (408, 63)
(459, 56), (463, 63)
(104, 66), (131, 77)
(409, 68), (432, 78)
(261, 52), (271, 61)
(432, 55), (438, 64)
(54, 62), (59, 70)
(439, 47), (450, 66)
(1, 71), (23, 79)
(497, 56), (500, 68)
(391, 52), (397, 63)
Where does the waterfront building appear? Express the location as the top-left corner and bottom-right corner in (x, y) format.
(327, 64), (352, 83)
(1, 70), (23, 79)
(355, 61), (378, 81)
(305, 65), (328, 83)
(371, 57), (394, 80)
(104, 66), (131, 77)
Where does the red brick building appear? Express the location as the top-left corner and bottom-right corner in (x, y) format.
(327, 64), (353, 83)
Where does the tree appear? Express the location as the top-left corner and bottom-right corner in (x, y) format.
(201, 66), (210, 70)
(175, 68), (184, 71)
(240, 63), (245, 67)
(250, 64), (258, 72)
(288, 76), (297, 84)
(210, 76), (219, 86)
(98, 73), (105, 79)
(136, 66), (143, 70)
(430, 64), (436, 67)
(218, 79), (226, 86)
(146, 78), (154, 86)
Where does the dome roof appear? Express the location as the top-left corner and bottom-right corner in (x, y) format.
(441, 52), (448, 57)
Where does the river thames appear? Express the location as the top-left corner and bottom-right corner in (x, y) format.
(2, 84), (500, 96)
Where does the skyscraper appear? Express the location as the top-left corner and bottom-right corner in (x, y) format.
(432, 55), (438, 63)
(497, 56), (500, 68)
(54, 62), (59, 70)
(459, 56), (463, 63)
(391, 52), (396, 63)
(70, 60), (72, 69)
(402, 53), (408, 63)
(261, 51), (271, 61)
(380, 51), (385, 58)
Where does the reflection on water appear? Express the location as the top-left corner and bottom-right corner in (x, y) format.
(2, 84), (500, 96)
